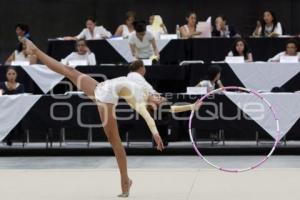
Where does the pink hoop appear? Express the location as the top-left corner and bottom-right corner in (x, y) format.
(188, 86), (281, 173)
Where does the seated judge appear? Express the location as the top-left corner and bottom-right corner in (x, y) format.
(180, 11), (201, 39)
(63, 39), (96, 65)
(196, 65), (224, 92)
(227, 38), (253, 62)
(114, 11), (136, 38)
(146, 13), (168, 35)
(129, 21), (159, 60)
(268, 39), (300, 62)
(64, 17), (112, 40)
(0, 66), (25, 95)
(252, 10), (283, 38)
(212, 15), (240, 38)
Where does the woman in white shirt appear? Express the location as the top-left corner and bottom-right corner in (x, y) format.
(63, 39), (96, 65)
(5, 42), (37, 65)
(180, 11), (201, 39)
(64, 17), (112, 40)
(129, 21), (159, 60)
(269, 39), (300, 62)
(114, 11), (136, 38)
(196, 65), (224, 92)
(253, 10), (283, 37)
(227, 38), (253, 62)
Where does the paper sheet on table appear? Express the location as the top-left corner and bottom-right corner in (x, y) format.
(197, 22), (211, 38)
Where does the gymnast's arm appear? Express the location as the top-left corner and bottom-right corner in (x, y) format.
(120, 90), (159, 136)
(134, 104), (160, 135)
(133, 103), (165, 151)
(170, 102), (203, 113)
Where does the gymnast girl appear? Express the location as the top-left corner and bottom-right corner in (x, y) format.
(21, 38), (197, 197)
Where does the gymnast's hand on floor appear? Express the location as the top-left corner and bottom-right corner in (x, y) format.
(153, 134), (164, 151)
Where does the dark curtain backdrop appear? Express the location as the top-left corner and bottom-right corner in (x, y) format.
(1, 0), (300, 62)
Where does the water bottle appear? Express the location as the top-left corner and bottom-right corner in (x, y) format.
(176, 24), (180, 39)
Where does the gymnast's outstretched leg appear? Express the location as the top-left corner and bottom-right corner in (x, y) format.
(23, 39), (132, 196)
(24, 39), (98, 99)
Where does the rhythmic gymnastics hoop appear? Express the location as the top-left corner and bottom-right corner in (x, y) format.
(188, 86), (281, 173)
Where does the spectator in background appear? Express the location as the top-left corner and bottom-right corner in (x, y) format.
(114, 11), (136, 38)
(15, 24), (31, 39)
(253, 10), (283, 37)
(268, 39), (300, 62)
(0, 66), (25, 146)
(196, 65), (224, 92)
(129, 21), (159, 60)
(180, 11), (201, 39)
(64, 17), (112, 40)
(227, 38), (253, 62)
(212, 15), (240, 38)
(0, 66), (25, 95)
(5, 42), (37, 65)
(146, 13), (168, 35)
(63, 39), (96, 65)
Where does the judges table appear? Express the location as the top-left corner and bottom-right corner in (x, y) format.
(1, 63), (300, 95)
(1, 62), (300, 145)
(1, 93), (300, 144)
(47, 38), (300, 64)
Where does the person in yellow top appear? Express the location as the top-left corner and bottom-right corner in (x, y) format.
(22, 38), (198, 197)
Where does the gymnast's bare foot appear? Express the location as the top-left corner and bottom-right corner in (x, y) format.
(118, 178), (132, 198)
(19, 37), (38, 55)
